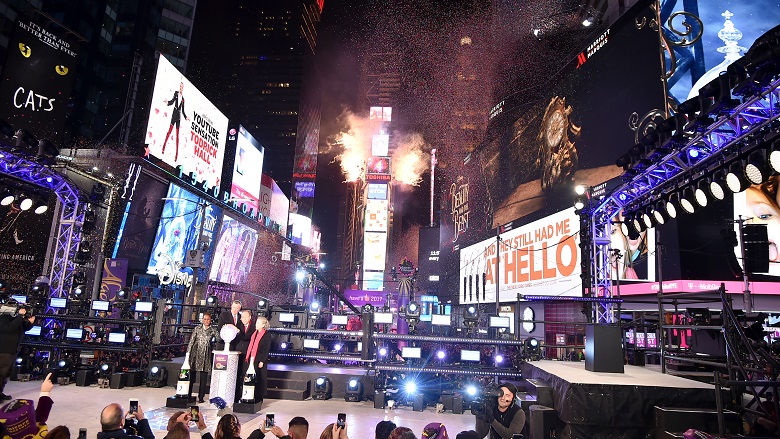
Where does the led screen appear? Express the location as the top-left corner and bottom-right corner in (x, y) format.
(288, 213), (312, 247)
(25, 326), (41, 336)
(460, 349), (481, 362)
(49, 298), (67, 309)
(294, 181), (316, 198)
(65, 328), (83, 339)
(230, 125), (264, 212)
(331, 315), (349, 325)
(92, 300), (110, 311)
(210, 214), (258, 286)
(431, 314), (451, 326)
(363, 232), (387, 271)
(108, 332), (126, 344)
(134, 301), (154, 312)
(489, 316), (511, 328)
(145, 55), (229, 188)
(303, 339), (320, 349)
(369, 106), (392, 122)
(372, 134), (389, 156)
(367, 157), (391, 175)
(278, 313), (296, 323)
(363, 270), (385, 291)
(365, 200), (389, 232)
(374, 312), (394, 324)
(367, 183), (388, 200)
(401, 347), (421, 359)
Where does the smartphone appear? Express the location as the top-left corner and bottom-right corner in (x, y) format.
(129, 399), (138, 415)
(265, 413), (275, 429)
(336, 413), (346, 429)
(190, 406), (199, 423)
(78, 429), (86, 439)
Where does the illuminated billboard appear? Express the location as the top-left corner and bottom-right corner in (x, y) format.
(363, 232), (387, 271)
(294, 181), (316, 198)
(288, 213), (312, 247)
(114, 170), (168, 272)
(362, 271), (385, 291)
(229, 125), (264, 213)
(367, 183), (388, 200)
(459, 208), (580, 302)
(144, 55), (229, 188)
(365, 199), (389, 232)
(367, 157), (391, 174)
(270, 178), (289, 236)
(369, 106), (392, 122)
(372, 134), (389, 156)
(210, 214), (259, 286)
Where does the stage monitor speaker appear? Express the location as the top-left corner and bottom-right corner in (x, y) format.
(690, 329), (726, 356)
(413, 394), (424, 412)
(374, 390), (386, 409)
(528, 405), (563, 439)
(125, 370), (144, 387)
(452, 395), (464, 414)
(76, 369), (94, 387)
(110, 372), (127, 389)
(585, 325), (624, 373)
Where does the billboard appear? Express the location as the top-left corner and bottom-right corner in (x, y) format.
(270, 178), (289, 236)
(362, 271), (385, 291)
(210, 214), (259, 286)
(372, 134), (389, 156)
(367, 183), (388, 200)
(363, 231), (388, 271)
(294, 181), (316, 198)
(114, 170), (168, 272)
(0, 16), (79, 142)
(144, 55), (229, 188)
(365, 199), (389, 232)
(288, 213), (312, 247)
(367, 157), (391, 175)
(369, 106), (393, 122)
(417, 226), (441, 290)
(459, 208), (580, 302)
(229, 125), (264, 213)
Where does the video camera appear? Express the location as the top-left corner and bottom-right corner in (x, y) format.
(0, 297), (34, 317)
(470, 386), (504, 416)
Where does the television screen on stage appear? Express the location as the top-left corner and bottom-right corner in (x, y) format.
(278, 313), (296, 324)
(11, 295), (26, 303)
(209, 214), (258, 286)
(134, 301), (153, 313)
(229, 125), (264, 213)
(303, 339), (320, 349)
(331, 315), (349, 326)
(635, 332), (646, 348)
(144, 55), (228, 189)
(626, 329), (635, 344)
(108, 332), (126, 344)
(65, 328), (83, 340)
(460, 349), (481, 362)
(646, 332), (657, 349)
(25, 326), (41, 336)
(91, 300), (110, 311)
(49, 298), (67, 309)
(401, 347), (421, 359)
(374, 312), (393, 324)
(489, 316), (511, 328)
(431, 314), (451, 326)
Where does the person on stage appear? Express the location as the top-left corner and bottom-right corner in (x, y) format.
(187, 312), (219, 403)
(245, 317), (272, 404)
(219, 301), (244, 351)
(234, 310), (255, 403)
(472, 383), (525, 439)
(0, 303), (33, 400)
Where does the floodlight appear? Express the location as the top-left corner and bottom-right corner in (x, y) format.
(495, 354), (505, 364)
(309, 301), (320, 314)
(19, 196), (33, 211)
(463, 305), (479, 322)
(745, 150), (770, 184)
(71, 285), (86, 300)
(436, 350), (446, 360)
(709, 171), (727, 200)
(652, 201), (666, 225)
(34, 204), (48, 215)
(378, 347), (388, 357)
(665, 194), (679, 219)
(694, 180), (709, 207)
(679, 187), (696, 214)
(0, 189), (13, 206)
(404, 380), (417, 395)
(465, 385), (477, 397)
(769, 140), (780, 172)
(406, 301), (420, 318)
(726, 161), (750, 193)
(313, 376), (332, 400)
(345, 377), (363, 402)
(146, 365), (168, 387)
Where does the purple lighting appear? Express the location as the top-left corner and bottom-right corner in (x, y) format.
(495, 354), (504, 364)
(436, 350), (446, 360)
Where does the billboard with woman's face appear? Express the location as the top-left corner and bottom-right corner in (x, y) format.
(209, 214), (259, 286)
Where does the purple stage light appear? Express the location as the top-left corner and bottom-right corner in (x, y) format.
(436, 350), (446, 360)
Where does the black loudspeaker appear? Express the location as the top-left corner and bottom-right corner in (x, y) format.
(452, 395), (464, 414)
(374, 390), (386, 409)
(585, 325), (624, 373)
(125, 370), (144, 387)
(743, 224), (770, 273)
(528, 405), (563, 439)
(413, 394), (424, 412)
(110, 373), (127, 389)
(76, 369), (95, 387)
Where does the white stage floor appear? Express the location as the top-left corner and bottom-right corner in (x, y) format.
(528, 360), (714, 388)
(4, 380), (476, 438)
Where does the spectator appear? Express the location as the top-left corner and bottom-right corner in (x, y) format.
(97, 402), (154, 439)
(317, 422), (348, 439)
(46, 426), (70, 439)
(422, 423), (448, 439)
(215, 414), (242, 439)
(0, 303), (34, 400)
(0, 373), (54, 439)
(165, 411), (212, 439)
(167, 423), (191, 439)
(389, 427), (413, 439)
(247, 416), (308, 439)
(473, 383), (525, 439)
(375, 421), (396, 439)
(455, 433), (480, 439)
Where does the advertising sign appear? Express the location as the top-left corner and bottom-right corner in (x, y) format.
(362, 271), (385, 291)
(369, 106), (392, 122)
(288, 213), (312, 247)
(365, 199), (389, 232)
(294, 181), (316, 198)
(372, 134), (389, 156)
(367, 183), (388, 200)
(367, 157), (391, 175)
(210, 214), (258, 286)
(270, 177), (289, 236)
(344, 289), (398, 307)
(114, 170), (168, 272)
(230, 125), (264, 213)
(459, 208), (580, 303)
(0, 16), (78, 142)
(363, 231), (388, 271)
(145, 55), (229, 188)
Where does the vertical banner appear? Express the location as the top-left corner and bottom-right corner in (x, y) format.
(99, 258), (128, 302)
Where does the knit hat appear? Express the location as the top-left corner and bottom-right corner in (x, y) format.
(0, 399), (39, 439)
(422, 422), (448, 439)
(499, 382), (518, 400)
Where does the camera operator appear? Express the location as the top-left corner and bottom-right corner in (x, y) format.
(473, 383), (525, 439)
(0, 304), (34, 400)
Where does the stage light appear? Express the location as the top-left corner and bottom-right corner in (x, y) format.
(31, 282), (49, 296)
(745, 150), (770, 184)
(665, 194), (679, 219)
(15, 357), (22, 365)
(726, 161), (750, 193)
(574, 185), (587, 195)
(495, 354), (504, 364)
(526, 337), (540, 348)
(257, 297), (269, 316)
(71, 285), (86, 300)
(641, 207), (653, 229)
(334, 343), (342, 352)
(582, 14), (594, 27)
(19, 196), (33, 211)
(406, 301), (420, 318)
(378, 347), (388, 357)
(34, 204), (48, 214)
(345, 377), (363, 402)
(574, 196), (586, 211)
(75, 241), (92, 264)
(404, 380), (417, 395)
(98, 362), (113, 378)
(295, 270), (306, 282)
(694, 180), (709, 207)
(279, 342), (289, 350)
(463, 305), (479, 322)
(709, 172), (727, 200)
(0, 189), (14, 206)
(679, 187), (696, 214)
(309, 301), (320, 314)
(362, 304), (374, 313)
(769, 140), (780, 173)
(116, 287), (130, 302)
(652, 202), (666, 225)
(146, 365), (168, 387)
(313, 376), (332, 400)
(631, 214), (646, 233)
(465, 385), (477, 397)
(205, 295), (217, 305)
(619, 220), (629, 237)
(436, 350), (446, 360)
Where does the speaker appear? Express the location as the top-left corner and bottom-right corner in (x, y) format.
(125, 370), (144, 387)
(452, 395), (464, 414)
(585, 325), (624, 373)
(413, 394), (424, 412)
(76, 369), (95, 387)
(110, 373), (127, 389)
(528, 405), (563, 439)
(743, 224), (770, 273)
(374, 390), (386, 409)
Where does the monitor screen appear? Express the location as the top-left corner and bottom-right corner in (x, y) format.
(431, 314), (452, 326)
(65, 328), (83, 340)
(357, 342), (363, 351)
(49, 297), (67, 309)
(11, 295), (26, 303)
(278, 313), (296, 323)
(108, 332), (126, 344)
(646, 333), (657, 349)
(303, 339), (320, 349)
(461, 349), (481, 362)
(626, 329), (635, 344)
(635, 332), (646, 348)
(489, 316), (511, 328)
(134, 301), (153, 312)
(91, 300), (110, 311)
(25, 326), (41, 336)
(374, 312), (393, 324)
(401, 347), (421, 359)
(331, 315), (349, 325)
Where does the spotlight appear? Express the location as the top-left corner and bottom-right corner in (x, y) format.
(334, 343), (342, 352)
(378, 347), (388, 357)
(257, 297), (269, 316)
(619, 220), (629, 237)
(313, 376), (332, 400)
(0, 189), (14, 206)
(116, 287), (130, 302)
(98, 362), (114, 378)
(295, 270), (306, 282)
(309, 301), (320, 314)
(495, 354), (504, 364)
(694, 180), (709, 207)
(205, 295), (217, 306)
(463, 305), (479, 322)
(525, 337), (541, 360)
(436, 350), (446, 360)
(75, 241), (92, 264)
(745, 150), (770, 185)
(709, 172), (727, 200)
(34, 204), (48, 215)
(582, 15), (594, 27)
(526, 337), (540, 348)
(631, 214), (646, 233)
(279, 341), (289, 350)
(404, 380), (417, 395)
(71, 285), (86, 300)
(345, 377), (363, 402)
(726, 161), (750, 193)
(574, 196), (586, 211)
(31, 282), (49, 296)
(679, 187), (696, 214)
(146, 365), (168, 387)
(652, 201), (667, 225)
(769, 140), (780, 173)
(641, 207), (653, 229)
(665, 194), (679, 219)
(362, 303), (374, 313)
(19, 196), (33, 211)
(406, 301), (420, 318)
(465, 385), (477, 397)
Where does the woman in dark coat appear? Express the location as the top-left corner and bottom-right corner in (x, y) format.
(244, 316), (272, 403)
(234, 310), (255, 403)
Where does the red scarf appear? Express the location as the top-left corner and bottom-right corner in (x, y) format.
(246, 328), (266, 363)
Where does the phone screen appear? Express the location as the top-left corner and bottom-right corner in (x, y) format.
(190, 406), (199, 422)
(78, 429), (86, 439)
(129, 399), (138, 414)
(337, 413), (346, 428)
(265, 413), (275, 429)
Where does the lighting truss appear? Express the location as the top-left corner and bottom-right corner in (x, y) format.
(375, 364), (522, 378)
(586, 77), (780, 323)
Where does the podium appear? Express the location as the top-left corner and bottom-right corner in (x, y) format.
(210, 351), (241, 405)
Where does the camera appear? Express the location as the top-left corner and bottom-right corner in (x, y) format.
(470, 386), (503, 416)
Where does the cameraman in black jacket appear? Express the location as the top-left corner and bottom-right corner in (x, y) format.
(474, 383), (525, 439)
(0, 304), (34, 400)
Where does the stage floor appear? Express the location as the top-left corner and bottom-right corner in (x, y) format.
(4, 379), (476, 438)
(527, 360), (714, 388)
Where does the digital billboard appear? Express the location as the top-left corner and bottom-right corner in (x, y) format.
(229, 125), (264, 213)
(288, 213), (312, 247)
(270, 178), (289, 236)
(367, 183), (388, 200)
(114, 170), (168, 272)
(0, 16), (79, 142)
(210, 214), (258, 286)
(0, 194), (55, 291)
(372, 134), (389, 156)
(459, 208), (580, 302)
(144, 55), (229, 189)
(365, 200), (389, 232)
(369, 106), (393, 122)
(367, 157), (391, 174)
(362, 270), (385, 291)
(363, 232), (388, 271)
(294, 181), (316, 198)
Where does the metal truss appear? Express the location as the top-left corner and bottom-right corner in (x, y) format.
(0, 148), (82, 302)
(588, 77), (780, 323)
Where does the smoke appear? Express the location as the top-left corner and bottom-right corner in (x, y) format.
(392, 132), (430, 187)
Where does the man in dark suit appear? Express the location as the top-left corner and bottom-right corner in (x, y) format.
(218, 300), (244, 351)
(234, 310), (255, 402)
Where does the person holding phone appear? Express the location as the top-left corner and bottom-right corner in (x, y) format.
(97, 401), (154, 439)
(246, 416), (308, 439)
(245, 317), (272, 404)
(317, 421), (349, 439)
(166, 410), (212, 439)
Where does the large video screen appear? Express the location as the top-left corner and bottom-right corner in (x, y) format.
(230, 125), (264, 212)
(114, 170), (168, 272)
(210, 214), (258, 286)
(144, 55), (229, 188)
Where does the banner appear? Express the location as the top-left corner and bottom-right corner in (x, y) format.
(343, 289), (397, 307)
(99, 258), (128, 302)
